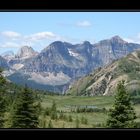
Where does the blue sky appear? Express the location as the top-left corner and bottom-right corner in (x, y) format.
(0, 12), (140, 54)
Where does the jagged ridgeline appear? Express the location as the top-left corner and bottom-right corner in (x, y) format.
(1, 36), (140, 93)
(66, 50), (140, 96)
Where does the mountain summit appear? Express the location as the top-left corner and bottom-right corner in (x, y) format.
(66, 50), (140, 96)
(2, 36), (140, 93)
(110, 35), (127, 44)
(16, 46), (38, 59)
(1, 51), (15, 61)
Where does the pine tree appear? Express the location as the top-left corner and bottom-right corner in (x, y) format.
(106, 80), (137, 128)
(0, 68), (6, 127)
(68, 115), (73, 122)
(48, 120), (53, 128)
(75, 116), (79, 128)
(50, 100), (57, 120)
(0, 95), (6, 127)
(51, 100), (57, 112)
(9, 85), (39, 128)
(81, 116), (88, 124)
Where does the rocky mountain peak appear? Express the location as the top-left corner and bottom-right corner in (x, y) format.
(0, 56), (9, 69)
(1, 51), (15, 60)
(16, 46), (38, 59)
(110, 35), (126, 44)
(5, 36), (140, 93)
(50, 41), (64, 47)
(83, 41), (91, 46)
(1, 51), (14, 56)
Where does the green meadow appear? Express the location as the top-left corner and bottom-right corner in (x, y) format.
(38, 95), (140, 128)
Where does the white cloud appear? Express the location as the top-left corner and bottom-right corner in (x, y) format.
(25, 32), (58, 42)
(76, 20), (92, 27)
(123, 33), (140, 44)
(1, 31), (21, 39)
(0, 42), (20, 48)
(123, 38), (136, 43)
(0, 30), (79, 50)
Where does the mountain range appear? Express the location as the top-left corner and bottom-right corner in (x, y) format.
(1, 35), (140, 93)
(66, 50), (140, 96)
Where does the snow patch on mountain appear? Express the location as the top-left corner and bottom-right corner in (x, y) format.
(2, 69), (15, 77)
(12, 64), (24, 70)
(68, 49), (79, 57)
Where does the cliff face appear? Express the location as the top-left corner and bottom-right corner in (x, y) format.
(0, 56), (9, 69)
(16, 46), (38, 59)
(3, 36), (140, 93)
(66, 50), (140, 96)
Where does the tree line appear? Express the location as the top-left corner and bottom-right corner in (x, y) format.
(0, 68), (40, 128)
(0, 67), (138, 128)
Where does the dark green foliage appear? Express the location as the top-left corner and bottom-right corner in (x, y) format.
(44, 107), (51, 116)
(119, 58), (133, 73)
(50, 101), (58, 120)
(76, 106), (106, 113)
(68, 115), (73, 122)
(106, 80), (137, 128)
(48, 120), (53, 128)
(62, 122), (65, 128)
(42, 119), (46, 128)
(59, 112), (66, 120)
(81, 116), (88, 124)
(9, 85), (39, 128)
(135, 122), (140, 128)
(51, 100), (57, 112)
(0, 96), (6, 127)
(50, 111), (58, 120)
(118, 57), (140, 77)
(131, 97), (140, 105)
(0, 69), (7, 127)
(44, 101), (59, 121)
(75, 117), (80, 128)
(0, 68), (3, 73)
(35, 101), (42, 115)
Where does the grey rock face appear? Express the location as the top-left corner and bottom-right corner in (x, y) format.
(5, 36), (140, 93)
(1, 51), (15, 60)
(0, 56), (9, 69)
(16, 46), (38, 59)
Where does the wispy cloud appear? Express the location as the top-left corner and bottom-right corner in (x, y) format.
(76, 20), (92, 27)
(123, 38), (136, 43)
(0, 31), (70, 49)
(123, 33), (140, 44)
(58, 20), (92, 28)
(0, 42), (20, 48)
(1, 31), (21, 39)
(25, 32), (58, 42)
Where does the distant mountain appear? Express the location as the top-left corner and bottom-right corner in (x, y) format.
(16, 46), (38, 59)
(1, 51), (15, 61)
(66, 50), (140, 96)
(0, 56), (9, 69)
(5, 36), (140, 93)
(92, 36), (140, 65)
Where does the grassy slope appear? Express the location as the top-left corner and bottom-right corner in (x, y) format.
(67, 51), (140, 96)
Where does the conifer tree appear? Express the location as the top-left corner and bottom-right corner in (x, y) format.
(0, 68), (6, 127)
(106, 80), (137, 128)
(75, 116), (79, 128)
(9, 85), (39, 128)
(50, 100), (57, 120)
(48, 120), (53, 128)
